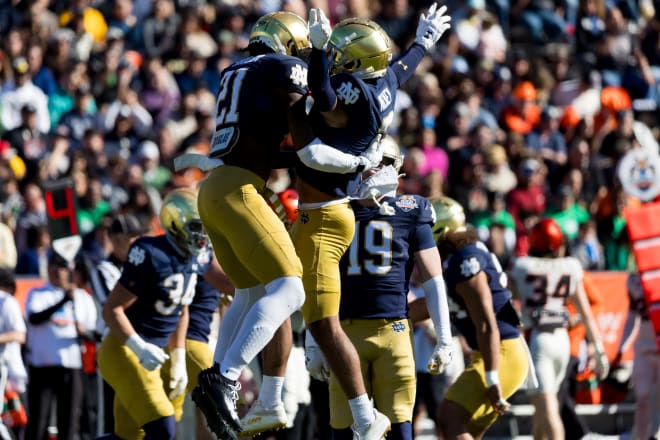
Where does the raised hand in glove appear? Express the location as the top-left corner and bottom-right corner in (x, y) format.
(304, 330), (330, 381)
(125, 334), (169, 371)
(309, 8), (332, 50)
(415, 3), (452, 51)
(168, 347), (188, 399)
(427, 343), (453, 375)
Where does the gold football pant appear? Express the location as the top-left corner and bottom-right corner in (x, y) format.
(444, 336), (528, 428)
(290, 200), (355, 324)
(198, 165), (302, 289)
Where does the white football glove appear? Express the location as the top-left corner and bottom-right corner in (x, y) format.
(168, 347), (188, 399)
(415, 3), (452, 51)
(352, 165), (400, 200)
(427, 343), (453, 375)
(304, 330), (330, 381)
(309, 8), (332, 50)
(361, 138), (384, 168)
(125, 333), (169, 371)
(593, 350), (610, 380)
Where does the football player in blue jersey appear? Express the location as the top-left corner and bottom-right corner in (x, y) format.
(272, 5), (452, 439)
(303, 137), (454, 440)
(431, 197), (530, 439)
(97, 188), (231, 440)
(177, 12), (314, 440)
(164, 277), (233, 439)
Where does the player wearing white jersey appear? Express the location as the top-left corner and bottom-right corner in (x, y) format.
(510, 218), (608, 440)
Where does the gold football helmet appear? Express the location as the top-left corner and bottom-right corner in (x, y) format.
(380, 135), (403, 172)
(430, 196), (466, 242)
(328, 18), (392, 79)
(249, 11), (311, 58)
(160, 187), (208, 255)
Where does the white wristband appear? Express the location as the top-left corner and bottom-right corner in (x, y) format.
(485, 370), (499, 387)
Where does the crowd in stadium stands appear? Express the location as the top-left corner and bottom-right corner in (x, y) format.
(0, 0), (658, 438)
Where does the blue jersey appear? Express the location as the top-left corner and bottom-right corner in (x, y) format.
(118, 235), (212, 347)
(298, 70), (399, 197)
(209, 53), (308, 163)
(443, 242), (520, 350)
(339, 195), (436, 319)
(187, 277), (220, 343)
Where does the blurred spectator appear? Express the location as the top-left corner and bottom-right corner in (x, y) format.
(507, 158), (548, 255)
(373, 0), (416, 50)
(511, 0), (568, 44)
(135, 140), (171, 191)
(408, 126), (449, 181)
(500, 81), (542, 135)
(138, 0), (180, 59)
(0, 269), (26, 440)
(177, 104), (214, 153)
(545, 184), (590, 241)
(525, 105), (568, 175)
(174, 49), (220, 96)
(105, 0), (138, 43)
(24, 250), (98, 440)
(58, 0), (108, 43)
(14, 183), (48, 254)
(473, 191), (517, 263)
(571, 219), (605, 270)
(2, 103), (48, 185)
(15, 224), (50, 278)
(27, 43), (57, 97)
(0, 57), (50, 134)
(103, 89), (153, 140)
(483, 144), (517, 194)
(139, 57), (181, 128)
(76, 175), (111, 237)
(448, 149), (489, 219)
(58, 83), (98, 150)
(0, 219), (16, 269)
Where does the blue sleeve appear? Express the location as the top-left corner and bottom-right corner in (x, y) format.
(412, 197), (437, 251)
(118, 241), (157, 294)
(308, 48), (336, 112)
(413, 223), (437, 252)
(389, 43), (426, 86)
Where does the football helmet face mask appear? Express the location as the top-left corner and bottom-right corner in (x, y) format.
(160, 188), (208, 255)
(430, 196), (466, 242)
(380, 136), (403, 172)
(249, 11), (311, 59)
(529, 218), (564, 254)
(327, 18), (392, 79)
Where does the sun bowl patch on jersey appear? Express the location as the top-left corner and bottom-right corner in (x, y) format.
(460, 257), (480, 277)
(395, 195), (418, 212)
(128, 246), (146, 266)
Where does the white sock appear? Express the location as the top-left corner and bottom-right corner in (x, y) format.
(259, 375), (284, 409)
(348, 394), (375, 427)
(218, 277), (305, 381)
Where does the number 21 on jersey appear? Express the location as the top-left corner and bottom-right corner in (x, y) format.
(210, 68), (247, 158)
